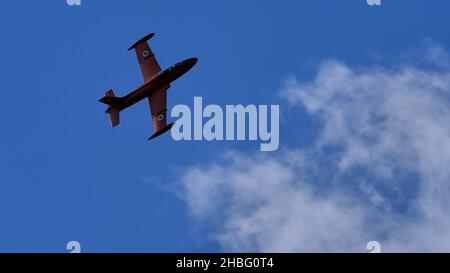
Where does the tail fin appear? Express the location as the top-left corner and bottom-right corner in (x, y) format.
(99, 89), (121, 127)
(99, 90), (123, 105)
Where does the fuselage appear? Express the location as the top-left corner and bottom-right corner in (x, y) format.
(115, 57), (198, 111)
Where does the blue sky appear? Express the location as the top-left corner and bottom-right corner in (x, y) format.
(1, 0), (450, 252)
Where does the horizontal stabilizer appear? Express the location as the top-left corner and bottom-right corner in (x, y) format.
(108, 108), (120, 128)
(99, 89), (121, 127)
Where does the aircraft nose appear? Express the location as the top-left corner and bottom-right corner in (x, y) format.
(185, 57), (198, 67)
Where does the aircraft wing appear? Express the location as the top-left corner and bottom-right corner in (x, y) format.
(128, 33), (161, 82)
(148, 86), (174, 140)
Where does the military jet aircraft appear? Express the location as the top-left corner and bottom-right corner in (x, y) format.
(99, 33), (198, 140)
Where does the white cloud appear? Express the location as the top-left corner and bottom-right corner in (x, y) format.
(178, 151), (372, 252)
(176, 42), (450, 252)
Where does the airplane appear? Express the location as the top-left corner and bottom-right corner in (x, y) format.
(99, 33), (198, 140)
